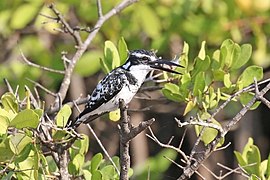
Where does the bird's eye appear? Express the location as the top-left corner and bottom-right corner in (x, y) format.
(142, 56), (148, 61)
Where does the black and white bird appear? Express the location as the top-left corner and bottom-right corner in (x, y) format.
(68, 49), (182, 128)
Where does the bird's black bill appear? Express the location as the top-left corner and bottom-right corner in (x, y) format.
(149, 60), (183, 74)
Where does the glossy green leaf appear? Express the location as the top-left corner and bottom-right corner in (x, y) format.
(9, 133), (32, 155)
(104, 41), (120, 71)
(191, 56), (210, 77)
(240, 92), (261, 110)
(237, 65), (263, 88)
(101, 165), (117, 179)
(91, 153), (103, 173)
(183, 101), (196, 115)
(224, 73), (232, 88)
(0, 115), (9, 135)
(193, 72), (205, 96)
(211, 50), (221, 70)
(180, 41), (189, 69)
(75, 51), (102, 77)
(100, 57), (110, 74)
(162, 88), (183, 102)
(56, 104), (71, 127)
(79, 134), (89, 155)
(83, 169), (92, 179)
(195, 117), (221, 145)
(10, 3), (40, 29)
(118, 37), (128, 64)
(10, 109), (39, 129)
(14, 143), (32, 163)
(1, 92), (18, 113)
(198, 41), (206, 60)
(231, 44), (252, 70)
(220, 40), (241, 70)
(92, 170), (102, 180)
(73, 153), (85, 172)
(245, 145), (261, 177)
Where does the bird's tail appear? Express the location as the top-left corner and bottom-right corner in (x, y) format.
(66, 113), (105, 129)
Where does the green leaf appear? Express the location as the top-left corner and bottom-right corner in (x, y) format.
(198, 41), (206, 60)
(1, 92), (19, 113)
(240, 92), (261, 110)
(194, 116), (221, 145)
(193, 72), (206, 96)
(73, 153), (85, 172)
(9, 133), (32, 155)
(237, 65), (263, 88)
(224, 73), (232, 88)
(0, 115), (9, 135)
(0, 138), (14, 162)
(162, 83), (183, 102)
(211, 50), (221, 70)
(234, 151), (247, 166)
(10, 3), (40, 29)
(231, 44), (252, 70)
(83, 169), (92, 179)
(101, 165), (117, 179)
(118, 37), (128, 64)
(180, 41), (189, 69)
(109, 108), (121, 122)
(100, 57), (110, 74)
(75, 51), (102, 77)
(92, 170), (102, 180)
(14, 143), (32, 163)
(183, 101), (196, 115)
(191, 56), (211, 77)
(56, 104), (71, 127)
(91, 153), (103, 173)
(10, 109), (39, 129)
(266, 154), (270, 178)
(220, 40), (241, 70)
(246, 145), (261, 176)
(104, 41), (120, 71)
(79, 134), (89, 155)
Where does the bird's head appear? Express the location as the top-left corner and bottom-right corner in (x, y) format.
(122, 49), (182, 74)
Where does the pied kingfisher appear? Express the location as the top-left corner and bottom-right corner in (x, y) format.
(68, 49), (182, 128)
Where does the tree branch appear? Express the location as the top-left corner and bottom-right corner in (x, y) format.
(178, 81), (270, 179)
(118, 99), (154, 180)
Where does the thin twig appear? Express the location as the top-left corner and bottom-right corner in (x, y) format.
(96, 0), (103, 17)
(26, 78), (57, 97)
(19, 48), (65, 74)
(86, 124), (120, 175)
(48, 4), (83, 46)
(175, 118), (223, 133)
(146, 127), (189, 163)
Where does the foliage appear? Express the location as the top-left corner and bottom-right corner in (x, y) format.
(162, 39), (263, 145)
(0, 91), (123, 179)
(234, 138), (270, 180)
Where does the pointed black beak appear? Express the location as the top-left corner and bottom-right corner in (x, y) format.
(148, 59), (183, 74)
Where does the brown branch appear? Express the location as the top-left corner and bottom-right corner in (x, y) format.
(118, 99), (154, 180)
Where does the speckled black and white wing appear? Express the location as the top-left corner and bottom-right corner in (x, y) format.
(70, 68), (138, 127)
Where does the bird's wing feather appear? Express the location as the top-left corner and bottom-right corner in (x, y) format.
(78, 69), (126, 119)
